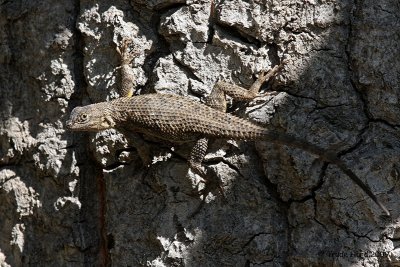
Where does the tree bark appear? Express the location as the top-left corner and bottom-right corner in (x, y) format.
(1, 0), (399, 266)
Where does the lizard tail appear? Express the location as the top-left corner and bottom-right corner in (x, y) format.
(262, 131), (391, 217)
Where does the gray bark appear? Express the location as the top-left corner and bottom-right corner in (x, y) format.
(1, 0), (399, 266)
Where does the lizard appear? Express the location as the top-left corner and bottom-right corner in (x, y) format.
(66, 39), (390, 217)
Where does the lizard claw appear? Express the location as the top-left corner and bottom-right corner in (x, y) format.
(116, 37), (139, 64)
(259, 90), (279, 97)
(116, 38), (132, 54)
(257, 60), (287, 83)
(187, 172), (227, 218)
(191, 167), (227, 200)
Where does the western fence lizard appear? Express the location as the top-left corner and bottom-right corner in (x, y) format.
(66, 39), (390, 216)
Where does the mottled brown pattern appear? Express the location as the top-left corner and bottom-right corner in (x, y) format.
(67, 92), (389, 216)
(110, 94), (268, 141)
(66, 41), (389, 216)
(116, 39), (138, 98)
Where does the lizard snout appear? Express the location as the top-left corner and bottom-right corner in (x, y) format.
(66, 120), (73, 130)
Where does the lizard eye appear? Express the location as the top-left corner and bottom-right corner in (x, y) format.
(78, 113), (89, 123)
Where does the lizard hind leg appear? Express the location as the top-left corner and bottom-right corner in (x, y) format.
(188, 63), (284, 207)
(188, 138), (227, 219)
(206, 63), (284, 112)
(188, 137), (209, 178)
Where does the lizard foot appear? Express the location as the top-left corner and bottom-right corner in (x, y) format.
(189, 166), (227, 200)
(116, 38), (139, 65)
(188, 172), (227, 219)
(259, 90), (280, 97)
(257, 60), (287, 84)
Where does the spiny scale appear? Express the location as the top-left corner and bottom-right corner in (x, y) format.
(110, 94), (267, 140)
(104, 93), (390, 216)
(67, 40), (390, 216)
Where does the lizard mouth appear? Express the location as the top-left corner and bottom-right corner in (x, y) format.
(66, 120), (76, 130)
(66, 120), (72, 129)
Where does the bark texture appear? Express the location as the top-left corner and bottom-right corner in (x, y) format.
(1, 0), (400, 266)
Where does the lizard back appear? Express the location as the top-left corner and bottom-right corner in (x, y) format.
(67, 93), (391, 216)
(110, 94), (267, 141)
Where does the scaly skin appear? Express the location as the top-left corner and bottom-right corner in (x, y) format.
(66, 38), (390, 216)
(67, 94), (270, 140)
(67, 93), (390, 216)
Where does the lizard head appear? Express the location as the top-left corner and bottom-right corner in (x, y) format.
(66, 103), (116, 131)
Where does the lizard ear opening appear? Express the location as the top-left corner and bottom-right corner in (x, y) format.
(103, 115), (116, 128)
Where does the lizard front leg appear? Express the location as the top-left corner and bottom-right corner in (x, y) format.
(116, 39), (152, 165)
(116, 38), (140, 97)
(118, 128), (153, 166)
